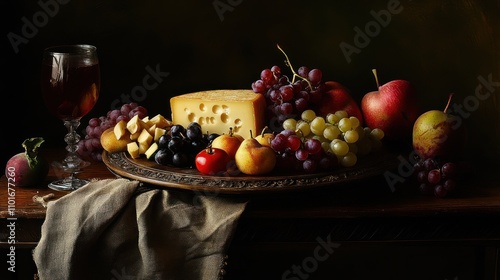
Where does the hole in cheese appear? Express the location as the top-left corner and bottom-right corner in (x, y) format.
(170, 89), (266, 139)
(212, 105), (221, 114)
(187, 113), (195, 122)
(220, 113), (229, 124)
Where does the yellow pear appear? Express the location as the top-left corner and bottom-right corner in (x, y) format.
(253, 127), (274, 147)
(235, 132), (276, 175)
(100, 127), (131, 153)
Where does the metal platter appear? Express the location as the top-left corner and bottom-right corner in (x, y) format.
(102, 149), (399, 194)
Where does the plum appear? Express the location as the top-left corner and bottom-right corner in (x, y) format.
(5, 137), (49, 187)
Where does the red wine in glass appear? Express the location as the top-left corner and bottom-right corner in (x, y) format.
(41, 44), (100, 191)
(41, 63), (99, 120)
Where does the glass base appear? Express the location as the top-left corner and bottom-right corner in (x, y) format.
(52, 159), (90, 174)
(48, 177), (90, 191)
(49, 160), (90, 191)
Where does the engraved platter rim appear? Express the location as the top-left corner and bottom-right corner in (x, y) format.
(102, 149), (399, 194)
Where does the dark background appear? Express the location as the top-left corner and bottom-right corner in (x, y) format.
(2, 0), (500, 279)
(2, 0), (500, 165)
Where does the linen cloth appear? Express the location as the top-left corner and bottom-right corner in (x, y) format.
(32, 178), (247, 280)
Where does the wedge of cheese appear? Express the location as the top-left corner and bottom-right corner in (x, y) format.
(170, 89), (266, 139)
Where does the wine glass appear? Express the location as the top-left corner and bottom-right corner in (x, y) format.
(41, 44), (100, 191)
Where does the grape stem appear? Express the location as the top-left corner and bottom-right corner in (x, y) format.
(276, 44), (313, 90)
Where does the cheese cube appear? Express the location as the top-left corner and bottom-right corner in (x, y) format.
(130, 131), (141, 141)
(127, 142), (140, 159)
(154, 127), (167, 142)
(145, 142), (159, 159)
(147, 124), (157, 135)
(137, 129), (153, 154)
(139, 142), (150, 155)
(149, 114), (171, 129)
(113, 120), (128, 140)
(126, 115), (146, 134)
(170, 89), (266, 139)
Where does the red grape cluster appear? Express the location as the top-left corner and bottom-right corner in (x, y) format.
(251, 65), (328, 133)
(271, 129), (338, 173)
(413, 157), (464, 198)
(78, 102), (148, 161)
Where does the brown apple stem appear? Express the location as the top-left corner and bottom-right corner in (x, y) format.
(276, 44), (313, 90)
(444, 93), (454, 113)
(372, 69), (380, 88)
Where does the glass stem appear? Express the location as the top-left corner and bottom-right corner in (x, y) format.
(62, 119), (83, 172)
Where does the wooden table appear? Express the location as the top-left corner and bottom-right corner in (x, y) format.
(1, 149), (500, 279)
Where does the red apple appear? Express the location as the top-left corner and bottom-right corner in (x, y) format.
(313, 81), (364, 124)
(361, 69), (419, 141)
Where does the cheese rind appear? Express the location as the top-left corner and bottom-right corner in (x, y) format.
(170, 89), (266, 139)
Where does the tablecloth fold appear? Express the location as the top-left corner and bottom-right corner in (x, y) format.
(33, 178), (247, 280)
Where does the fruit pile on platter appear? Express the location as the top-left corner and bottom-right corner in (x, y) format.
(96, 47), (392, 176)
(89, 45), (470, 197)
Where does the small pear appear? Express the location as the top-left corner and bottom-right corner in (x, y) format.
(235, 131), (276, 175)
(254, 127), (274, 147)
